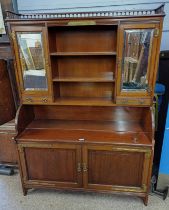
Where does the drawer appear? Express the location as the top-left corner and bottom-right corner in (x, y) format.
(22, 96), (53, 104)
(116, 97), (152, 106)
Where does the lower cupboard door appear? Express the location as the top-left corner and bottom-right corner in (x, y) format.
(83, 145), (151, 193)
(18, 143), (82, 188)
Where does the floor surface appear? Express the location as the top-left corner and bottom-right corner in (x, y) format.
(0, 172), (169, 210)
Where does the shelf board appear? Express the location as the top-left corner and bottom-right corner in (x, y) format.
(52, 77), (115, 82)
(54, 97), (115, 106)
(50, 52), (117, 56)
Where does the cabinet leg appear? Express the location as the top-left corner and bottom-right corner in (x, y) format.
(142, 195), (148, 206)
(22, 187), (28, 196)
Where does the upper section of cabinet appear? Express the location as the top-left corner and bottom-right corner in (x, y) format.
(6, 4), (165, 106)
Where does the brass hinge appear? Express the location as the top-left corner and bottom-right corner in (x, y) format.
(146, 86), (152, 94)
(45, 59), (49, 68)
(154, 28), (159, 38)
(145, 151), (151, 159)
(9, 31), (16, 41)
(117, 57), (122, 69)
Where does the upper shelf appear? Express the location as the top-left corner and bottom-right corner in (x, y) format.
(50, 52), (117, 56)
(52, 77), (115, 82)
(6, 4), (165, 20)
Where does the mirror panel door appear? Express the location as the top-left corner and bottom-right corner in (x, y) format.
(16, 32), (48, 91)
(116, 23), (160, 105)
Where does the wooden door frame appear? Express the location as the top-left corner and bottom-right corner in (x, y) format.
(11, 25), (53, 99)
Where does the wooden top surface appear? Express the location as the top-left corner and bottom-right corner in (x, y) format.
(17, 119), (152, 146)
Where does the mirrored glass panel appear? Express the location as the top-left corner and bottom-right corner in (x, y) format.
(17, 32), (48, 91)
(121, 29), (154, 91)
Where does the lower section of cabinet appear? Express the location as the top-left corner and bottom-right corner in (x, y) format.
(17, 142), (152, 205)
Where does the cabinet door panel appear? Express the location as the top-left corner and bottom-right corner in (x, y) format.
(88, 150), (143, 186)
(116, 23), (161, 105)
(83, 145), (151, 193)
(19, 143), (82, 188)
(11, 26), (52, 103)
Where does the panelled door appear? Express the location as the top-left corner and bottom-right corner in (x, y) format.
(10, 26), (53, 104)
(83, 144), (151, 193)
(116, 23), (161, 106)
(18, 143), (82, 188)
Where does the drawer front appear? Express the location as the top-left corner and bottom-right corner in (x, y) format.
(116, 97), (152, 106)
(22, 96), (52, 104)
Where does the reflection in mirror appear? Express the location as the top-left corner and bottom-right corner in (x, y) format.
(17, 32), (48, 91)
(122, 29), (153, 91)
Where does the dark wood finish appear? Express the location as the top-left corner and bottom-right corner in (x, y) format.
(0, 0), (18, 164)
(0, 42), (13, 59)
(6, 6), (164, 205)
(0, 0), (16, 60)
(0, 60), (15, 125)
(0, 120), (17, 164)
(21, 144), (82, 188)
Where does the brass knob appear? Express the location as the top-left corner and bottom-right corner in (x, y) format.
(42, 98), (48, 103)
(26, 97), (33, 102)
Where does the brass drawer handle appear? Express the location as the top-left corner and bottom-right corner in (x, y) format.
(121, 99), (128, 104)
(42, 98), (48, 103)
(77, 163), (82, 172)
(139, 99), (145, 105)
(25, 97), (33, 102)
(83, 163), (88, 172)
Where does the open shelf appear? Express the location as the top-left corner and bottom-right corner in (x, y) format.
(48, 25), (117, 53)
(50, 52), (117, 56)
(51, 56), (116, 81)
(53, 82), (114, 102)
(52, 77), (115, 82)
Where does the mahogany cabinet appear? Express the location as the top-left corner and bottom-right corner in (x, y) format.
(6, 4), (165, 205)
